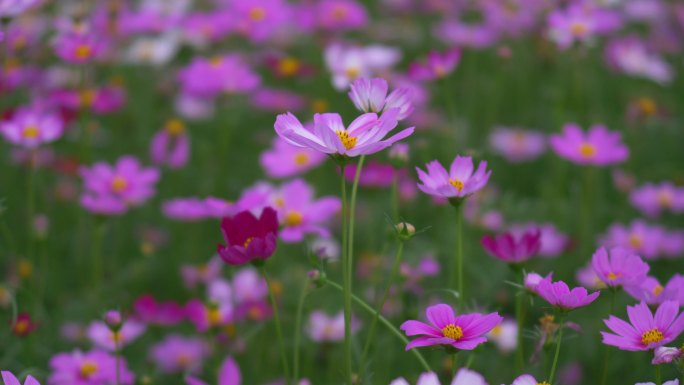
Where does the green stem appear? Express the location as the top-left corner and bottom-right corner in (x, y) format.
(514, 269), (525, 372)
(600, 289), (617, 385)
(91, 220), (107, 288)
(359, 241), (405, 372)
(451, 353), (458, 378)
(390, 171), (399, 222)
(455, 203), (464, 305)
(655, 364), (662, 385)
(339, 164), (352, 385)
(548, 315), (566, 384)
(114, 338), (121, 385)
(26, 158), (36, 265)
(260, 265), (291, 385)
(293, 280), (309, 383)
(580, 167), (595, 258)
(325, 279), (432, 372)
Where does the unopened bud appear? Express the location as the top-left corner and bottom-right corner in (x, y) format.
(395, 222), (415, 241)
(104, 310), (123, 331)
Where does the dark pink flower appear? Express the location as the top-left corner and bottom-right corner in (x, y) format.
(536, 277), (600, 311)
(217, 207), (279, 265)
(481, 229), (541, 264)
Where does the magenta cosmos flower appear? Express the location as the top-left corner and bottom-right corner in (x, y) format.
(48, 349), (134, 385)
(630, 182), (684, 217)
(408, 48), (461, 81)
(1, 106), (64, 148)
(416, 156), (491, 200)
(591, 247), (650, 288)
(536, 277), (600, 311)
(481, 229), (541, 264)
(79, 156), (160, 215)
(509, 222), (570, 258)
(149, 334), (209, 374)
(602, 301), (684, 351)
(150, 119), (190, 169)
(53, 29), (108, 64)
(550, 123), (628, 166)
(1, 372), (39, 385)
(259, 136), (326, 179)
(274, 108), (413, 157)
(217, 207), (278, 265)
(185, 356), (240, 385)
(400, 303), (502, 351)
(348, 78), (413, 120)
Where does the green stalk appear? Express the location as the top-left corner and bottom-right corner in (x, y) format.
(548, 315), (566, 384)
(600, 289), (617, 385)
(325, 279), (431, 372)
(114, 338), (121, 385)
(26, 157), (36, 266)
(91, 219), (107, 289)
(454, 203), (464, 305)
(390, 171), (399, 222)
(655, 364), (662, 385)
(292, 280), (309, 383)
(260, 265), (291, 385)
(514, 268), (525, 372)
(359, 241), (405, 372)
(339, 164), (351, 385)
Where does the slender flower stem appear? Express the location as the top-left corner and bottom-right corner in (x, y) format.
(360, 241), (405, 370)
(339, 163), (351, 385)
(451, 353), (458, 378)
(580, 167), (595, 258)
(548, 315), (566, 384)
(26, 155), (37, 265)
(514, 268), (525, 372)
(454, 203), (464, 305)
(260, 265), (291, 385)
(655, 364), (662, 385)
(390, 171), (399, 222)
(293, 280), (309, 384)
(114, 338), (121, 385)
(600, 289), (617, 385)
(91, 219), (107, 288)
(325, 279), (432, 372)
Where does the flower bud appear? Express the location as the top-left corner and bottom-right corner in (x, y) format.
(652, 346), (683, 365)
(104, 310), (123, 331)
(395, 222), (415, 241)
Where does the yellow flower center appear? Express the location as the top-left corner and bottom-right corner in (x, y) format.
(176, 353), (192, 367)
(333, 5), (348, 19)
(537, 382), (551, 385)
(22, 125), (40, 138)
(293, 152), (309, 166)
(641, 328), (664, 346)
(249, 7), (266, 21)
(210, 56), (223, 68)
(345, 67), (360, 80)
(578, 143), (596, 158)
(570, 22), (587, 36)
(628, 234), (643, 249)
(165, 119), (185, 136)
(14, 320), (29, 334)
(274, 196), (285, 208)
(653, 285), (664, 296)
(111, 176), (128, 193)
(449, 178), (464, 192)
(243, 237), (253, 248)
(80, 89), (96, 107)
(80, 361), (99, 378)
(490, 324), (502, 337)
(607, 272), (621, 280)
(638, 98), (657, 116)
(442, 324), (463, 340)
(18, 259), (32, 278)
(658, 191), (673, 208)
(109, 331), (122, 343)
(312, 99), (328, 113)
(75, 44), (93, 60)
(207, 307), (222, 325)
(285, 211), (304, 227)
(278, 57), (300, 77)
(336, 130), (357, 150)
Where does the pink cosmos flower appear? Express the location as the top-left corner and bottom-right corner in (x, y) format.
(259, 137), (326, 179)
(549, 123), (628, 166)
(509, 223), (570, 258)
(481, 229), (541, 264)
(489, 127), (546, 163)
(268, 179), (341, 242)
(576, 263), (606, 290)
(274, 108), (413, 157)
(625, 275), (684, 306)
(435, 15), (499, 49)
(524, 272), (552, 294)
(605, 36), (673, 85)
(185, 356), (240, 385)
(232, 267), (269, 305)
(416, 156), (491, 199)
(50, 86), (126, 115)
(510, 374), (548, 385)
(591, 247), (650, 288)
(630, 182), (684, 217)
(316, 0), (368, 31)
(150, 119), (190, 169)
(229, 0), (291, 42)
(133, 295), (186, 326)
(600, 220), (664, 259)
(324, 43), (401, 90)
(178, 54), (261, 98)
(149, 334), (209, 373)
(0, 0), (40, 17)
(1, 371), (39, 385)
(53, 29), (108, 64)
(408, 48), (461, 81)
(162, 198), (210, 222)
(217, 207), (279, 265)
(1, 106), (63, 148)
(79, 156), (160, 215)
(652, 346), (683, 365)
(87, 319), (146, 351)
(181, 256), (224, 289)
(307, 310), (360, 342)
(49, 349), (134, 385)
(390, 368), (487, 385)
(546, 3), (620, 50)
(400, 303), (502, 350)
(602, 301), (684, 351)
(348, 78), (413, 120)
(536, 277), (600, 311)
(185, 299), (234, 332)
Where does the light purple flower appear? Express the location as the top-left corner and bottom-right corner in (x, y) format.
(259, 136), (326, 179)
(524, 272), (552, 294)
(348, 78), (413, 120)
(536, 277), (600, 311)
(510, 374), (547, 385)
(181, 256), (223, 289)
(87, 319), (146, 351)
(489, 127), (546, 163)
(546, 3), (620, 50)
(150, 119), (190, 169)
(274, 108), (413, 157)
(591, 247), (650, 288)
(481, 229), (541, 264)
(178, 54), (261, 98)
(1, 106), (63, 148)
(600, 220), (664, 260)
(602, 301), (684, 351)
(149, 334), (209, 373)
(550, 123), (628, 166)
(625, 275), (684, 306)
(635, 380), (679, 385)
(53, 29), (108, 64)
(408, 48), (461, 81)
(307, 310), (360, 342)
(605, 36), (673, 84)
(48, 349), (134, 385)
(185, 356), (240, 385)
(250, 88), (306, 112)
(0, 0), (40, 17)
(324, 43), (401, 90)
(630, 182), (684, 217)
(390, 368), (487, 385)
(315, 0), (368, 31)
(652, 346), (683, 365)
(416, 156), (491, 199)
(400, 303), (502, 351)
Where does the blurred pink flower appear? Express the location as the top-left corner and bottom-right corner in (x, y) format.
(630, 182), (684, 217)
(259, 136), (326, 179)
(150, 119), (190, 169)
(1, 106), (63, 148)
(49, 349), (134, 385)
(550, 123), (628, 166)
(489, 127), (546, 163)
(87, 319), (146, 351)
(185, 356), (240, 385)
(149, 335), (209, 373)
(482, 229), (541, 264)
(324, 43), (401, 90)
(408, 48), (461, 81)
(307, 310), (360, 342)
(133, 295), (186, 326)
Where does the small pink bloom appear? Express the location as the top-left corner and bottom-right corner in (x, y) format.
(150, 119), (190, 169)
(408, 48), (461, 81)
(602, 301), (684, 351)
(481, 229), (541, 264)
(630, 182), (684, 217)
(536, 277), (600, 311)
(149, 335), (209, 373)
(550, 123), (628, 166)
(1, 106), (63, 148)
(133, 295), (186, 326)
(489, 127), (546, 163)
(48, 349), (134, 385)
(307, 310), (360, 342)
(591, 247), (650, 288)
(87, 319), (146, 351)
(416, 156), (491, 200)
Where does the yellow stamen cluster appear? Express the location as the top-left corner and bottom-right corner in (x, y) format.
(111, 176), (128, 193)
(658, 191), (673, 208)
(578, 143), (596, 158)
(109, 331), (122, 343)
(653, 285), (664, 296)
(75, 45), (93, 60)
(278, 57), (300, 77)
(642, 328), (664, 346)
(570, 22), (587, 36)
(80, 89), (96, 107)
(249, 7), (266, 21)
(442, 324), (463, 340)
(336, 130), (357, 150)
(293, 152), (309, 166)
(332, 5), (348, 20)
(22, 126), (40, 138)
(345, 67), (360, 80)
(243, 237), (254, 248)
(165, 119), (185, 136)
(206, 306), (222, 325)
(628, 234), (643, 249)
(14, 320), (29, 334)
(449, 178), (465, 192)
(80, 361), (99, 378)
(607, 272), (622, 280)
(285, 211), (304, 227)
(490, 325), (502, 337)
